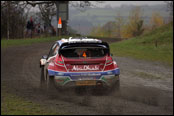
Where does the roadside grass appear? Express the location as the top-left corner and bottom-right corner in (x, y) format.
(110, 22), (173, 66)
(1, 36), (70, 48)
(1, 85), (66, 115)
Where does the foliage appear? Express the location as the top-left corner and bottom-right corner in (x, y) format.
(110, 22), (173, 66)
(114, 12), (124, 38)
(90, 25), (105, 37)
(90, 6), (145, 39)
(150, 12), (164, 29)
(121, 6), (144, 38)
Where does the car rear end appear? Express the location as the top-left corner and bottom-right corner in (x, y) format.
(48, 40), (120, 89)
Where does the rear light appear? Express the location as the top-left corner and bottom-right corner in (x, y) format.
(106, 56), (113, 65)
(55, 55), (64, 66)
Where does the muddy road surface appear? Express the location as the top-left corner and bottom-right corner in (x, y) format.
(1, 41), (173, 115)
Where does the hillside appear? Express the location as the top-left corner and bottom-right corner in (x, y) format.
(110, 22), (173, 66)
(66, 4), (170, 35)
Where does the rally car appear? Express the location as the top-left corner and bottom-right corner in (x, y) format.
(40, 37), (120, 91)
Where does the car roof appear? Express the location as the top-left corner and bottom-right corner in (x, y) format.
(56, 37), (102, 46)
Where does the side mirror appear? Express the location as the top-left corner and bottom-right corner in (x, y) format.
(42, 55), (48, 59)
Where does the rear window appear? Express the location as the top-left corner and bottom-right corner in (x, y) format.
(60, 46), (109, 59)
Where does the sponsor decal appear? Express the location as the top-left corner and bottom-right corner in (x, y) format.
(70, 73), (101, 76)
(72, 65), (99, 71)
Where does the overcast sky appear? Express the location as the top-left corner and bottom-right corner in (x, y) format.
(95, 1), (166, 7)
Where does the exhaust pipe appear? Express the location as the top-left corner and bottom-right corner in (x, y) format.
(96, 81), (103, 86)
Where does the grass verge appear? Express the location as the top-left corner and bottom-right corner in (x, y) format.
(110, 23), (173, 66)
(1, 36), (70, 49)
(1, 85), (66, 115)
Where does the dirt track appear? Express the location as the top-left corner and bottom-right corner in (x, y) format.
(1, 41), (173, 115)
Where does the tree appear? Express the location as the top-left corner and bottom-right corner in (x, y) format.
(1, 1), (104, 39)
(102, 21), (115, 37)
(150, 12), (164, 29)
(114, 12), (124, 38)
(90, 24), (105, 37)
(1, 1), (29, 39)
(38, 4), (56, 36)
(165, 1), (173, 20)
(122, 6), (144, 38)
(25, 1), (104, 36)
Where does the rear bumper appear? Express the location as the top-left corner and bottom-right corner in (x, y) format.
(48, 68), (120, 88)
(54, 75), (119, 88)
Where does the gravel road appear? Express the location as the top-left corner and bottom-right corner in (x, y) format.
(1, 41), (173, 115)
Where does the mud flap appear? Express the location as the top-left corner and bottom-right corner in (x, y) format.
(47, 76), (57, 93)
(40, 67), (46, 89)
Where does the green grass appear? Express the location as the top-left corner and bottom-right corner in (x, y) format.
(110, 22), (173, 66)
(1, 84), (66, 115)
(1, 93), (66, 115)
(1, 36), (70, 48)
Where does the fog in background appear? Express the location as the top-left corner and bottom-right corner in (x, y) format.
(93, 1), (166, 8)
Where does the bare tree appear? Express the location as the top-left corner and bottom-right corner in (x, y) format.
(1, 1), (104, 39)
(1, 1), (28, 39)
(25, 1), (104, 35)
(165, 1), (173, 21)
(38, 4), (56, 35)
(25, 1), (103, 8)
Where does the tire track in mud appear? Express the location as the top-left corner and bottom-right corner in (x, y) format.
(1, 41), (173, 115)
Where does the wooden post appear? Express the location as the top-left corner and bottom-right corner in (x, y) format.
(56, 1), (59, 37)
(59, 28), (61, 38)
(155, 40), (158, 47)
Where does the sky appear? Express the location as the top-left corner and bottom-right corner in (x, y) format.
(93, 1), (166, 8)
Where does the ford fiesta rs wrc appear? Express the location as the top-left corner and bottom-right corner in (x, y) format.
(40, 37), (120, 91)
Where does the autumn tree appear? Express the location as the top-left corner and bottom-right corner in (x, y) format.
(150, 12), (164, 29)
(90, 21), (116, 38)
(122, 6), (144, 38)
(102, 21), (115, 37)
(90, 25), (105, 37)
(114, 12), (124, 38)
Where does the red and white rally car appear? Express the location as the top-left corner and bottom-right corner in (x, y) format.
(40, 37), (120, 91)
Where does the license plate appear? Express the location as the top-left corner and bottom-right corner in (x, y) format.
(76, 80), (96, 86)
